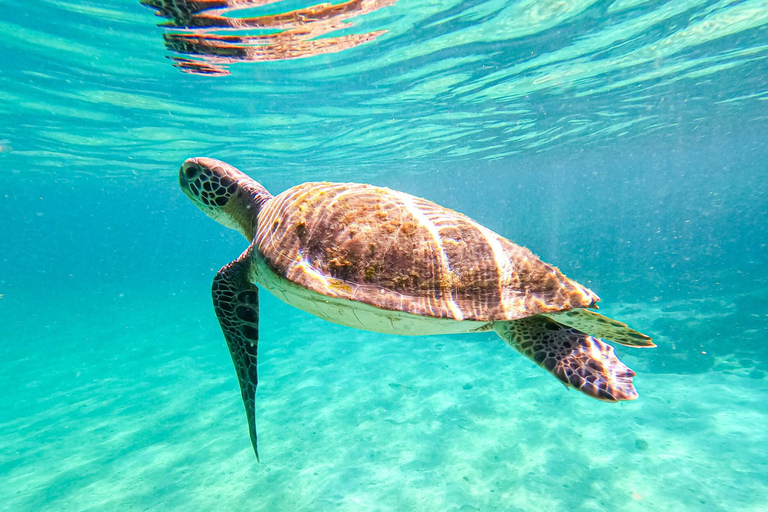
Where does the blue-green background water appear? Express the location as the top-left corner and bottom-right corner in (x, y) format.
(1, 0), (767, 510)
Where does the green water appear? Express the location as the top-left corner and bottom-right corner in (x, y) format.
(1, 0), (767, 510)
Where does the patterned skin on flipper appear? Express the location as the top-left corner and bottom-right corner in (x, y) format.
(543, 309), (655, 348)
(494, 316), (638, 401)
(212, 251), (261, 461)
(255, 182), (598, 323)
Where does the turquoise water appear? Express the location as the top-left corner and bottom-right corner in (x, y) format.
(2, 0), (768, 510)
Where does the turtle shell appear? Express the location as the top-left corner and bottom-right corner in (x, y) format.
(254, 182), (598, 322)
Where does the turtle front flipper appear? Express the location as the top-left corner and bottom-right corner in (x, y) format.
(213, 255), (261, 461)
(494, 316), (638, 402)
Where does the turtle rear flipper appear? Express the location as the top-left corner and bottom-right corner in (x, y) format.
(495, 316), (638, 402)
(213, 253), (261, 461)
(543, 309), (654, 348)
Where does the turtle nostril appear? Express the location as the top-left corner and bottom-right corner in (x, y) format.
(184, 164), (200, 180)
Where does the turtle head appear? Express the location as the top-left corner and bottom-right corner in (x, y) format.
(179, 157), (271, 240)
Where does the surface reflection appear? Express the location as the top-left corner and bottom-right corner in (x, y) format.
(142, 0), (395, 75)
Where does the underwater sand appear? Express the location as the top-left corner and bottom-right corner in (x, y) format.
(2, 282), (766, 512)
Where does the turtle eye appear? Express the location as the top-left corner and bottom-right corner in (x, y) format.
(184, 164), (201, 180)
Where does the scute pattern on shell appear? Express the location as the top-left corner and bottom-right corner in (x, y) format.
(254, 182), (598, 322)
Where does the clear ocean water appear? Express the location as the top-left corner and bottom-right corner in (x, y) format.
(2, 0), (767, 510)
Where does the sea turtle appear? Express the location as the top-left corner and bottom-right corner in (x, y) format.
(179, 157), (654, 460)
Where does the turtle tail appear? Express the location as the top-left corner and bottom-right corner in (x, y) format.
(495, 316), (638, 402)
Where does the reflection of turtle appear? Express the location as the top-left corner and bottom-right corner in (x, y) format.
(179, 157), (654, 460)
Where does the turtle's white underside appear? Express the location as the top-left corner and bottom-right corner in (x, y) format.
(251, 255), (491, 336)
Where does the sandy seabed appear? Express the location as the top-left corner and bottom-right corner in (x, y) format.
(1, 286), (766, 512)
